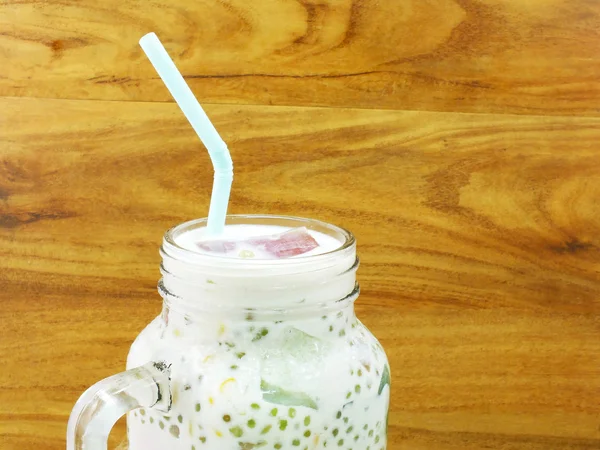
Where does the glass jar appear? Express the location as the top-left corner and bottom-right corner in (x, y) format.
(67, 215), (390, 450)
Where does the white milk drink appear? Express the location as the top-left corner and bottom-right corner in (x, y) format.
(125, 216), (390, 450)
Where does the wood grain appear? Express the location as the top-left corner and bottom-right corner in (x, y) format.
(0, 96), (599, 449)
(2, 0), (600, 115)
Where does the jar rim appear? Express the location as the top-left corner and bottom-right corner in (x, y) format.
(162, 214), (356, 267)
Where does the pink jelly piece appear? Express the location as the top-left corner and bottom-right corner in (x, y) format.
(196, 227), (319, 258)
(197, 240), (237, 253)
(249, 228), (319, 258)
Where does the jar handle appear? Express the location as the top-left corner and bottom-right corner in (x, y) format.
(66, 361), (172, 450)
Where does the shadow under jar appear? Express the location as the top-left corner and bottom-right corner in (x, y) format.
(67, 215), (390, 450)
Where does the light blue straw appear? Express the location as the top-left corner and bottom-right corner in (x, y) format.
(139, 32), (233, 235)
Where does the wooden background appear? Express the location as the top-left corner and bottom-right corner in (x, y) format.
(1, 1), (599, 449)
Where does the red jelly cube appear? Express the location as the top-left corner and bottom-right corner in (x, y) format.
(197, 227), (319, 258)
(250, 228), (319, 258)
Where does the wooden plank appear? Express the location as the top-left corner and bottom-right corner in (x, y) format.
(1, 97), (599, 308)
(0, 96), (599, 449)
(1, 294), (599, 449)
(2, 0), (600, 115)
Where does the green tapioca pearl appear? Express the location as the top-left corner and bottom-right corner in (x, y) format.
(332, 428), (339, 437)
(247, 419), (256, 428)
(279, 420), (288, 431)
(270, 408), (278, 416)
(357, 369), (363, 377)
(199, 436), (206, 443)
(338, 329), (346, 337)
(149, 417), (154, 424)
(288, 408), (296, 418)
(169, 425), (180, 438)
(355, 385), (361, 393)
(177, 415), (183, 423)
(252, 327), (270, 341)
(195, 403), (201, 412)
(139, 409), (146, 416)
(337, 439), (344, 446)
(368, 430), (374, 437)
(375, 435), (381, 443)
(304, 416), (311, 426)
(223, 415), (231, 422)
(292, 439), (301, 446)
(261, 425), (272, 435)
(274, 444), (282, 449)
(304, 430), (311, 437)
(159, 421), (165, 430)
(251, 403), (260, 410)
(335, 411), (342, 419)
(229, 426), (243, 437)
(346, 426), (354, 433)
